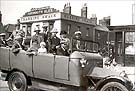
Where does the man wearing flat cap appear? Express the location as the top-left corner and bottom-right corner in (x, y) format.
(48, 28), (60, 53)
(56, 31), (70, 56)
(0, 33), (8, 47)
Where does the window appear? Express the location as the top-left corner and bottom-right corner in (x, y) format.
(49, 24), (53, 30)
(67, 24), (71, 34)
(27, 26), (31, 36)
(77, 26), (80, 31)
(125, 32), (135, 55)
(86, 28), (89, 36)
(125, 32), (135, 66)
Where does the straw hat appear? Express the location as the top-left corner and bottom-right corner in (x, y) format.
(40, 42), (46, 47)
(0, 33), (6, 36)
(34, 27), (41, 32)
(50, 28), (58, 33)
(74, 31), (82, 35)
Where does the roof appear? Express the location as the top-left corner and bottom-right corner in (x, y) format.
(95, 25), (110, 32)
(108, 25), (135, 32)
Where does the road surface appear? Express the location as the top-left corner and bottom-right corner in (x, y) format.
(0, 72), (45, 91)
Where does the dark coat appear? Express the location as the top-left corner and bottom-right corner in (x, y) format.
(0, 39), (8, 47)
(57, 47), (69, 56)
(72, 38), (85, 51)
(48, 36), (60, 53)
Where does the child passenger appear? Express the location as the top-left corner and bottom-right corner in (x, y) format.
(38, 42), (47, 53)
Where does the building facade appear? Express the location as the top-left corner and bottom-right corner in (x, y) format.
(19, 4), (97, 40)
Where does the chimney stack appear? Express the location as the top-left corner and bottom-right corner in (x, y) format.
(63, 3), (71, 14)
(99, 16), (111, 26)
(81, 3), (87, 18)
(90, 14), (97, 25)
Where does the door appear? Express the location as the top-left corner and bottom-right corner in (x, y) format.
(0, 47), (10, 70)
(33, 53), (54, 80)
(124, 31), (135, 66)
(10, 50), (33, 77)
(115, 32), (124, 64)
(54, 55), (69, 80)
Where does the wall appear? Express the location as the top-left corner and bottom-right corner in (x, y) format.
(61, 19), (94, 40)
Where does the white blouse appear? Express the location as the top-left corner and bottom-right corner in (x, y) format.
(38, 48), (47, 53)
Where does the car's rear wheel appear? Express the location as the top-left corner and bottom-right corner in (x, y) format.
(8, 72), (28, 91)
(100, 82), (128, 91)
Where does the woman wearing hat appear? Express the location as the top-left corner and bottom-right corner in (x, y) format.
(72, 31), (85, 51)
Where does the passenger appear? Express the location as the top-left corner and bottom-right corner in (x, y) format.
(42, 25), (48, 43)
(0, 33), (8, 47)
(60, 31), (70, 46)
(11, 37), (24, 53)
(48, 28), (60, 53)
(26, 41), (38, 55)
(41, 25), (50, 51)
(56, 31), (70, 56)
(7, 20), (25, 46)
(38, 42), (47, 54)
(72, 31), (84, 50)
(30, 26), (44, 49)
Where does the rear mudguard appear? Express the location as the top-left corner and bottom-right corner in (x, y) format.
(96, 75), (133, 91)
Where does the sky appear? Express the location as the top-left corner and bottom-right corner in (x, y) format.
(0, 0), (135, 26)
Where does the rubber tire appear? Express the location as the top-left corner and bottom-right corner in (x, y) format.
(8, 72), (28, 91)
(100, 82), (128, 91)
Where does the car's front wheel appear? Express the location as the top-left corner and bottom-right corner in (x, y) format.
(8, 72), (28, 91)
(100, 82), (128, 91)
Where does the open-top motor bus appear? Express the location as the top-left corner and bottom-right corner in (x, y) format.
(0, 36), (133, 91)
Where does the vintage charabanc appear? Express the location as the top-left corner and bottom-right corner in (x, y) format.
(0, 38), (133, 91)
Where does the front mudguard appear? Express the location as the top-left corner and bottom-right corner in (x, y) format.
(96, 75), (133, 91)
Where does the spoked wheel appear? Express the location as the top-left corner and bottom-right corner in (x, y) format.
(8, 72), (28, 91)
(100, 82), (128, 91)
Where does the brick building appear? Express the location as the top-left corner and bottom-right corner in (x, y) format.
(19, 3), (97, 40)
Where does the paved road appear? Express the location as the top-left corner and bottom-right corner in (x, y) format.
(0, 80), (46, 91)
(0, 72), (45, 91)
(0, 80), (9, 91)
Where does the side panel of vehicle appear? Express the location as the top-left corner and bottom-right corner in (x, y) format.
(54, 55), (69, 80)
(33, 54), (82, 86)
(33, 53), (54, 80)
(10, 50), (33, 77)
(0, 47), (10, 70)
(0, 48), (82, 87)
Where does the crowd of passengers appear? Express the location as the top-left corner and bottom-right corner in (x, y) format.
(0, 23), (83, 56)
